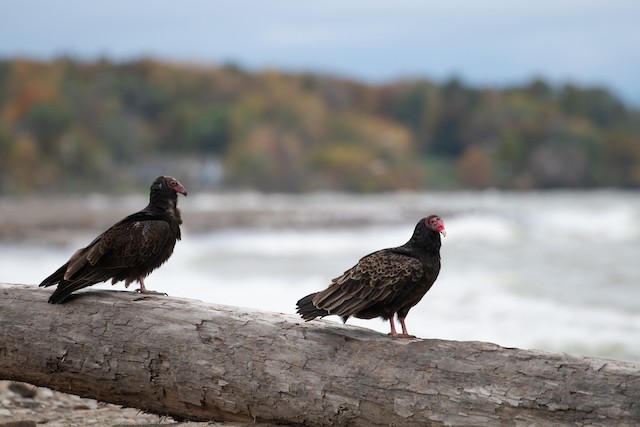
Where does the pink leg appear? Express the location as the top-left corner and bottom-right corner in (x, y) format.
(388, 317), (398, 337)
(388, 318), (415, 338)
(399, 317), (410, 336)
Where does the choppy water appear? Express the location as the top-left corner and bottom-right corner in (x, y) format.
(2, 190), (639, 362)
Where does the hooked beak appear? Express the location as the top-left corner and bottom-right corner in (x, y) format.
(436, 220), (446, 237)
(175, 184), (188, 196)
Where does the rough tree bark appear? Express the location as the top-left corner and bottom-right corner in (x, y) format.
(0, 283), (638, 427)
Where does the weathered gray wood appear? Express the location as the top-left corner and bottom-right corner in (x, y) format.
(0, 283), (638, 426)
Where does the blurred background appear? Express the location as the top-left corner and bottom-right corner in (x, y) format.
(0, 1), (639, 362)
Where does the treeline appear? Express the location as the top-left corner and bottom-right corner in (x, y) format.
(0, 57), (639, 193)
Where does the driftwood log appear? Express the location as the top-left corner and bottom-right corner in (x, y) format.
(0, 283), (638, 426)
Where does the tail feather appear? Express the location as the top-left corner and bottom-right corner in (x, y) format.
(39, 263), (68, 288)
(46, 281), (87, 304)
(40, 263), (91, 304)
(296, 292), (331, 321)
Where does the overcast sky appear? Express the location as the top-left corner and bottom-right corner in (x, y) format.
(1, 0), (639, 104)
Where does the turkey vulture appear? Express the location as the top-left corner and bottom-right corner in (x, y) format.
(296, 215), (445, 338)
(39, 176), (187, 304)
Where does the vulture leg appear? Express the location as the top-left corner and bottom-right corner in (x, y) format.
(134, 277), (168, 296)
(388, 317), (399, 337)
(397, 317), (416, 339)
(388, 317), (414, 338)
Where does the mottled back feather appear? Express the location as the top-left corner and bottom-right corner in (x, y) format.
(313, 251), (424, 319)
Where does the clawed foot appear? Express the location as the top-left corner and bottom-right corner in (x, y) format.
(388, 332), (417, 339)
(134, 288), (168, 296)
(388, 317), (417, 339)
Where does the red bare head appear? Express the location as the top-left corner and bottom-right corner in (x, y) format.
(153, 176), (188, 196)
(425, 215), (446, 237)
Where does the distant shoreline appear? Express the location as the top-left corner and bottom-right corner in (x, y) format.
(0, 192), (443, 243)
(2, 189), (638, 243)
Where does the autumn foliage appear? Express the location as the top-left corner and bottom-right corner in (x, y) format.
(0, 58), (638, 193)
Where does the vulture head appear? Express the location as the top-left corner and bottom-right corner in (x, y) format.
(152, 176), (188, 197)
(425, 215), (446, 237)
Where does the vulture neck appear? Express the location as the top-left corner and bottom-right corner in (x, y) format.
(148, 188), (182, 224)
(405, 224), (441, 255)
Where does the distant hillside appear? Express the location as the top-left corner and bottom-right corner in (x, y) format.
(0, 58), (639, 193)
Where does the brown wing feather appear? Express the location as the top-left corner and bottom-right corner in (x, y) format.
(312, 250), (424, 319)
(49, 220), (174, 298)
(93, 221), (172, 270)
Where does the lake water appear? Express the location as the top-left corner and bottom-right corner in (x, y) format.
(1, 190), (639, 363)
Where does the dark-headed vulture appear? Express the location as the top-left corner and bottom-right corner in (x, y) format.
(296, 215), (445, 338)
(40, 176), (187, 303)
